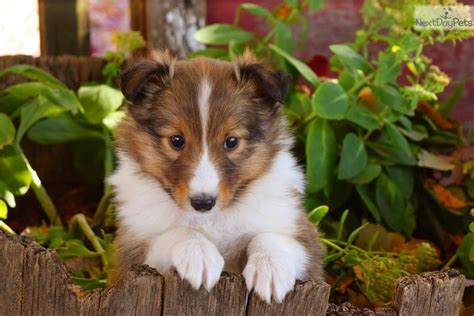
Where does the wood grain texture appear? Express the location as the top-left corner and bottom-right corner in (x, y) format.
(394, 269), (465, 316)
(163, 269), (247, 316)
(246, 279), (330, 316)
(0, 231), (467, 315)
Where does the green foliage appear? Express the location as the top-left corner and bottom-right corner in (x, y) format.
(193, 0), (474, 301)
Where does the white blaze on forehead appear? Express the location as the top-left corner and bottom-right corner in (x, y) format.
(189, 79), (219, 197)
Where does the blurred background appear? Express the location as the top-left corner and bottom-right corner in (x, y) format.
(1, 0), (473, 128)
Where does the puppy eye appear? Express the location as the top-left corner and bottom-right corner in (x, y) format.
(224, 137), (239, 150)
(169, 135), (185, 149)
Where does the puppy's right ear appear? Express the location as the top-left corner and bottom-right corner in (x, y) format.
(119, 51), (175, 104)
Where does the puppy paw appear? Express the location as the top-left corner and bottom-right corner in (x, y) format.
(171, 238), (224, 291)
(243, 252), (296, 304)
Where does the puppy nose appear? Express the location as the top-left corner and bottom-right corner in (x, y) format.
(190, 195), (216, 212)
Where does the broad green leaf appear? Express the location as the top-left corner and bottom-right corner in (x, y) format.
(371, 85), (411, 115)
(0, 82), (81, 114)
(308, 205), (329, 225)
(16, 96), (64, 144)
(0, 65), (65, 88)
(312, 82), (348, 119)
(329, 44), (372, 73)
(384, 123), (417, 165)
(376, 172), (405, 232)
(348, 164), (381, 184)
(367, 141), (417, 166)
(0, 114), (15, 149)
(78, 85), (124, 124)
(28, 114), (104, 144)
(338, 70), (355, 91)
(355, 184), (381, 222)
(345, 104), (380, 131)
(269, 44), (319, 86)
(375, 51), (400, 84)
(456, 233), (474, 277)
(240, 3), (275, 20)
(306, 119), (337, 192)
(0, 200), (7, 219)
(385, 165), (413, 198)
(338, 133), (367, 180)
(274, 22), (295, 53)
(102, 110), (126, 132)
(0, 145), (32, 195)
(400, 33), (421, 53)
(194, 24), (255, 45)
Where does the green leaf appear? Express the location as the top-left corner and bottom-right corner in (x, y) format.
(269, 44), (319, 86)
(274, 22), (295, 53)
(28, 114), (104, 144)
(16, 96), (64, 144)
(306, 119), (337, 192)
(469, 222), (474, 233)
(338, 70), (355, 91)
(456, 233), (474, 277)
(57, 239), (101, 260)
(398, 117), (428, 141)
(347, 223), (369, 245)
(383, 123), (417, 165)
(329, 44), (372, 73)
(194, 24), (255, 45)
(0, 114), (15, 149)
(308, 0), (325, 11)
(72, 276), (106, 290)
(375, 51), (400, 84)
(285, 0), (298, 7)
(376, 172), (405, 232)
(102, 110), (126, 132)
(338, 133), (367, 180)
(355, 184), (381, 222)
(78, 85), (124, 124)
(0, 181), (15, 207)
(240, 3), (275, 20)
(308, 205), (329, 225)
(0, 200), (7, 219)
(0, 65), (65, 88)
(0, 82), (81, 114)
(0, 145), (32, 195)
(312, 82), (349, 119)
(337, 209), (349, 241)
(385, 165), (413, 198)
(371, 85), (411, 115)
(348, 164), (381, 184)
(345, 104), (380, 131)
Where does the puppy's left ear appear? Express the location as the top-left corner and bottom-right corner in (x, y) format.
(234, 50), (289, 105)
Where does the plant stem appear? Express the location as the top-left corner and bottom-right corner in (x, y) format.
(93, 128), (114, 226)
(69, 213), (108, 270)
(92, 191), (112, 226)
(321, 238), (347, 253)
(30, 168), (63, 227)
(443, 253), (457, 269)
(0, 220), (15, 234)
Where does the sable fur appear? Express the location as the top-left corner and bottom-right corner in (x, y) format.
(109, 50), (324, 302)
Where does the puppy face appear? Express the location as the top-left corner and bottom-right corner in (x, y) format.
(116, 51), (289, 212)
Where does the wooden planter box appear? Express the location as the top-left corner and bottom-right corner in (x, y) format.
(0, 56), (466, 315)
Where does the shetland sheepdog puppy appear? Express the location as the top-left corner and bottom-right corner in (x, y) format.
(109, 50), (324, 303)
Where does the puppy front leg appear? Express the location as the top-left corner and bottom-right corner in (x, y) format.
(145, 227), (224, 291)
(243, 233), (308, 303)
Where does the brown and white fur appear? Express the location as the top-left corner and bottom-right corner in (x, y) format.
(109, 50), (324, 303)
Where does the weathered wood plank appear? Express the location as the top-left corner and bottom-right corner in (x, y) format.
(393, 269), (465, 316)
(163, 269), (247, 316)
(246, 279), (330, 316)
(82, 265), (164, 315)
